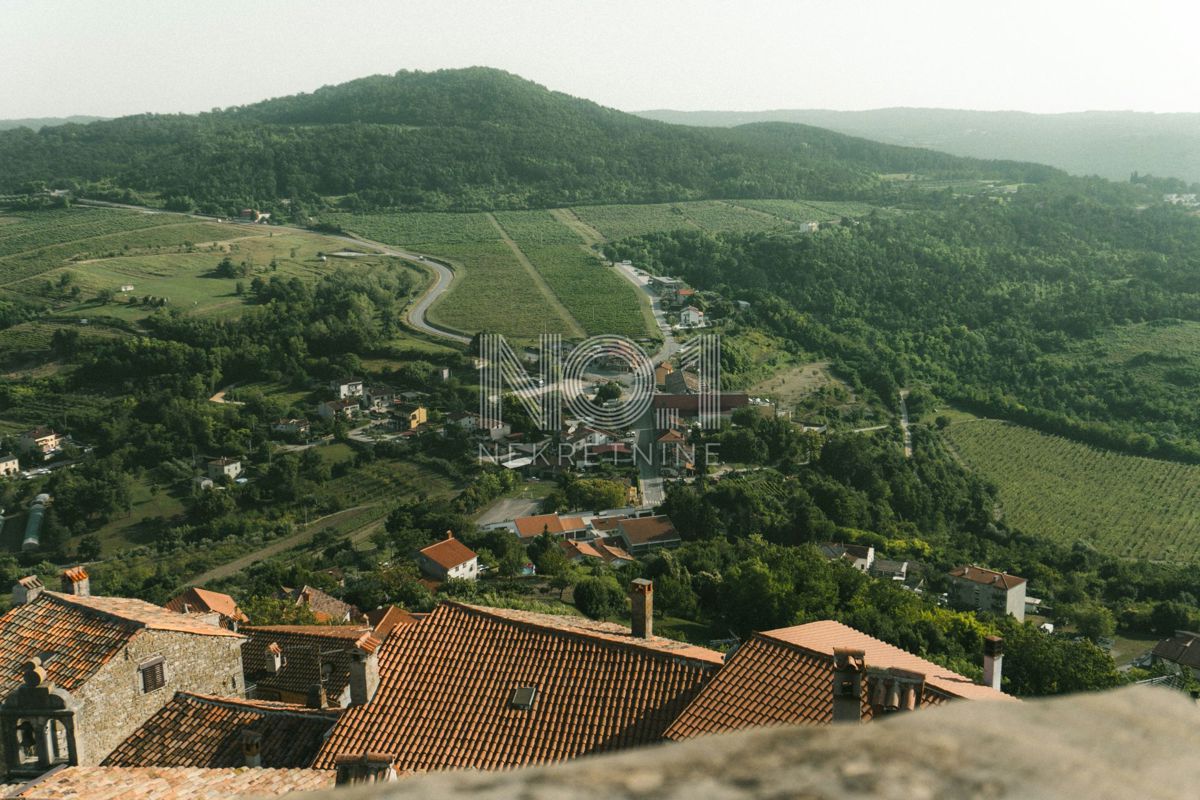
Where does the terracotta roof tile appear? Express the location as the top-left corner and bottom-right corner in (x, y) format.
(512, 514), (588, 538)
(366, 606), (420, 638)
(241, 625), (372, 703)
(665, 620), (1013, 741)
(949, 565), (1026, 589)
(0, 593), (238, 698)
(277, 585), (361, 623)
(102, 691), (340, 769)
(5, 766), (333, 799)
(312, 602), (722, 772)
(419, 535), (477, 571)
(165, 587), (249, 624)
(617, 516), (680, 547)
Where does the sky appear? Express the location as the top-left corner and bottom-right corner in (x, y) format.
(2, 0), (1199, 118)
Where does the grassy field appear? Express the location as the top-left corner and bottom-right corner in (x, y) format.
(945, 417), (1200, 560)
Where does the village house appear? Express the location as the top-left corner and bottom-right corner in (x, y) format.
(654, 362), (674, 390)
(498, 513), (590, 541)
(416, 531), (480, 581)
(393, 403), (428, 431)
(653, 393), (750, 431)
(559, 539), (636, 568)
(329, 378), (364, 400)
(165, 587), (249, 631)
(1149, 630), (1200, 680)
(450, 412), (511, 441)
(276, 585), (363, 624)
(664, 620), (1013, 740)
(206, 457), (242, 482)
(665, 369), (701, 395)
(679, 306), (706, 328)
(270, 418), (310, 436)
(818, 542), (876, 573)
(948, 565), (1027, 621)
(17, 427), (64, 458)
(871, 558), (909, 582)
(101, 691), (341, 770)
(317, 398), (361, 421)
(240, 625), (382, 708)
(0, 571), (245, 781)
(613, 515), (681, 554)
(310, 585), (723, 773)
(362, 385), (397, 412)
(0, 453), (18, 478)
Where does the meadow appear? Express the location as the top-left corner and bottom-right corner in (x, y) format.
(944, 417), (1200, 560)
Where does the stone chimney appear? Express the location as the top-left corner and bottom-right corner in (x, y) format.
(348, 635), (380, 707)
(831, 647), (866, 723)
(241, 729), (262, 768)
(983, 635), (1004, 691)
(265, 642), (283, 674)
(335, 753), (398, 786)
(12, 576), (44, 606)
(307, 683), (328, 709)
(630, 578), (653, 639)
(60, 567), (89, 596)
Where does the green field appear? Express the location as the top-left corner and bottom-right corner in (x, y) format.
(945, 418), (1200, 560)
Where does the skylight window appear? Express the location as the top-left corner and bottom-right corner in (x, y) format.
(510, 686), (537, 710)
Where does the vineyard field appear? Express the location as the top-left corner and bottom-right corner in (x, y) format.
(945, 418), (1200, 560)
(327, 211), (497, 245)
(519, 244), (651, 337)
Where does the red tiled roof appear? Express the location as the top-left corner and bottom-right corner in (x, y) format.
(62, 566), (88, 583)
(666, 620), (1013, 741)
(512, 514), (588, 538)
(165, 587), (249, 624)
(0, 592), (239, 699)
(102, 692), (341, 769)
(593, 541), (636, 563)
(278, 585), (361, 623)
(419, 534), (477, 571)
(949, 565), (1026, 590)
(5, 766), (333, 799)
(241, 625), (373, 703)
(618, 516), (680, 547)
(652, 394), (749, 413)
(312, 602), (722, 772)
(366, 606), (420, 638)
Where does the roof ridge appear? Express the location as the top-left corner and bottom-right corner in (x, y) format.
(178, 691), (341, 718)
(242, 624), (369, 637)
(449, 602), (723, 666)
(41, 591), (147, 632)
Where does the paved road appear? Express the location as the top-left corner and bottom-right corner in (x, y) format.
(899, 389), (913, 458)
(612, 261), (679, 365)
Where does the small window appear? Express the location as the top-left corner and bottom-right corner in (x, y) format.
(139, 657), (166, 693)
(510, 686), (537, 710)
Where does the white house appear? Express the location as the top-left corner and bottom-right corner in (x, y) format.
(318, 399), (361, 421)
(948, 565), (1027, 621)
(207, 457), (242, 481)
(329, 379), (364, 399)
(0, 454), (18, 478)
(416, 532), (480, 581)
(679, 307), (705, 328)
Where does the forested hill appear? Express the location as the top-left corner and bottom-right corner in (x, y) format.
(0, 68), (1058, 212)
(637, 107), (1200, 186)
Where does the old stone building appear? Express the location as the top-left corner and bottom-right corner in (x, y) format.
(0, 573), (244, 781)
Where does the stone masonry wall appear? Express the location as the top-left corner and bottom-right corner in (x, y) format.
(72, 630), (244, 765)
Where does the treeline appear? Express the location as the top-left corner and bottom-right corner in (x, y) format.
(605, 182), (1200, 456)
(0, 68), (1058, 213)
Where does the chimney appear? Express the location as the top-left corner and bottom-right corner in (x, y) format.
(831, 647), (866, 723)
(983, 635), (1004, 691)
(334, 753), (398, 786)
(307, 683), (327, 709)
(869, 668), (925, 715)
(241, 729), (262, 768)
(12, 576), (44, 606)
(630, 578), (653, 639)
(61, 567), (89, 596)
(348, 635), (380, 706)
(265, 642), (283, 674)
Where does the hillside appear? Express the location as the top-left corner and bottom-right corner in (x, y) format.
(0, 69), (1058, 212)
(0, 116), (107, 131)
(637, 108), (1200, 185)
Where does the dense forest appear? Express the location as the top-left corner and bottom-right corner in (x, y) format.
(0, 68), (1058, 213)
(606, 181), (1200, 458)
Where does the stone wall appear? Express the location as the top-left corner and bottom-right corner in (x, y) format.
(294, 687), (1200, 800)
(73, 630), (244, 765)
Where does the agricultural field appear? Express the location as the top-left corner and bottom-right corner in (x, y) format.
(0, 208), (378, 320)
(944, 417), (1200, 560)
(734, 198), (877, 222)
(570, 203), (702, 240)
(518, 244), (651, 338)
(324, 210), (497, 246)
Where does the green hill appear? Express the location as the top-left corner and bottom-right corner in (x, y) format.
(0, 68), (1058, 212)
(637, 107), (1200, 185)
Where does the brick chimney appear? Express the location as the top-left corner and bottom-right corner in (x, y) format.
(831, 647), (866, 723)
(307, 683), (327, 709)
(630, 578), (653, 639)
(241, 729), (262, 768)
(334, 753), (398, 785)
(61, 567), (89, 596)
(348, 634), (380, 706)
(265, 642), (283, 674)
(983, 635), (1004, 691)
(12, 576), (44, 606)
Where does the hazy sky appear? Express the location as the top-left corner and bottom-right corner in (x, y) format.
(3, 0), (1199, 118)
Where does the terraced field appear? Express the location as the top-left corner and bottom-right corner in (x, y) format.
(945, 418), (1200, 560)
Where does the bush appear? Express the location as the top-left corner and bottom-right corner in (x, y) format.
(574, 576), (625, 620)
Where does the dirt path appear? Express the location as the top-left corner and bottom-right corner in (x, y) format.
(485, 212), (586, 338)
(186, 504), (377, 584)
(550, 207), (605, 247)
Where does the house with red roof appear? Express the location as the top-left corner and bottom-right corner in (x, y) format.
(948, 565), (1027, 621)
(416, 532), (479, 581)
(165, 587), (249, 630)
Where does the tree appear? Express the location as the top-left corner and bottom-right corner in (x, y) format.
(574, 576), (625, 620)
(242, 595), (319, 625)
(76, 534), (102, 562)
(596, 382), (622, 403)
